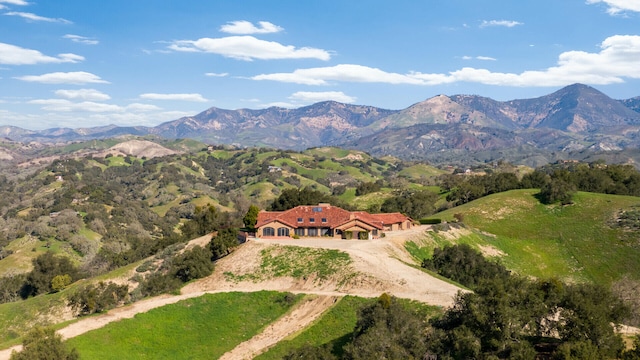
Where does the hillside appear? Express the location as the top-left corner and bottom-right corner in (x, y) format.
(1, 145), (640, 358)
(3, 84), (640, 166)
(427, 189), (640, 284)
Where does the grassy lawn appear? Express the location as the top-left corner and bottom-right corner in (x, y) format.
(426, 190), (640, 284)
(67, 292), (301, 360)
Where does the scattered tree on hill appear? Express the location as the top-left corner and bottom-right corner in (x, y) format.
(342, 294), (429, 360)
(539, 179), (576, 205)
(355, 181), (382, 196)
(170, 245), (214, 282)
(67, 281), (129, 316)
(10, 326), (79, 360)
(50, 274), (72, 292)
(269, 187), (348, 211)
(380, 189), (438, 219)
(180, 204), (234, 240)
(25, 252), (81, 296)
(0, 274), (28, 304)
(421, 244), (510, 288)
(209, 228), (239, 260)
(243, 205), (260, 231)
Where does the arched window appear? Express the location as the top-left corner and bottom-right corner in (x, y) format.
(277, 227), (290, 237)
(263, 227), (275, 236)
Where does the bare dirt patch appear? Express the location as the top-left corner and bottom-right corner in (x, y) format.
(478, 244), (505, 257)
(102, 140), (177, 159)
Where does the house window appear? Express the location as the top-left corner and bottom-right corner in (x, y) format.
(294, 228), (305, 236)
(321, 218), (327, 223)
(372, 229), (378, 236)
(320, 228), (331, 236)
(309, 218), (315, 223)
(308, 228), (318, 236)
(263, 227), (275, 236)
(277, 227), (290, 237)
(297, 218), (303, 223)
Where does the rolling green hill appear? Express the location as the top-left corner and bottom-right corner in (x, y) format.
(418, 189), (640, 284)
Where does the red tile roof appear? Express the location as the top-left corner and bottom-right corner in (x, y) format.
(256, 204), (405, 230)
(369, 212), (413, 225)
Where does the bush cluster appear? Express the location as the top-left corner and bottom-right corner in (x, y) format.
(68, 281), (129, 316)
(287, 245), (639, 359)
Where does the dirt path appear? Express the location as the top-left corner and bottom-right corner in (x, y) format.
(219, 295), (339, 360)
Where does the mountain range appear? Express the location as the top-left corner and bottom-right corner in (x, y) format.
(3, 83), (640, 166)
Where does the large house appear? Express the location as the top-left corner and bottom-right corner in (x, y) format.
(255, 203), (413, 240)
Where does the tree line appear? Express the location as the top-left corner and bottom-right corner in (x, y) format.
(441, 161), (640, 207)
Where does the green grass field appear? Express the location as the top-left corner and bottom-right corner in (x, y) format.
(258, 295), (441, 359)
(255, 296), (370, 360)
(420, 189), (640, 284)
(66, 292), (301, 360)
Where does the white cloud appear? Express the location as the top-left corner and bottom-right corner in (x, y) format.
(4, 11), (72, 24)
(29, 99), (124, 112)
(220, 20), (283, 34)
(126, 103), (162, 112)
(252, 64), (429, 85)
(0, 0), (29, 5)
(28, 99), (161, 114)
(63, 34), (99, 45)
(289, 91), (356, 103)
(205, 72), (229, 77)
(462, 55), (497, 61)
(16, 71), (109, 84)
(139, 93), (208, 102)
(252, 35), (640, 87)
(3, 107), (193, 130)
(54, 89), (110, 101)
(480, 20), (523, 28)
(260, 101), (297, 108)
(169, 35), (331, 61)
(0, 42), (84, 65)
(587, 0), (640, 14)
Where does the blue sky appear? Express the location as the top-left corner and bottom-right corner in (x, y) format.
(1, 0), (639, 130)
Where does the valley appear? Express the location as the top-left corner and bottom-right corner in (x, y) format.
(0, 136), (639, 358)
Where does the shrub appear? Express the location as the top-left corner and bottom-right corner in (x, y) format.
(10, 326), (79, 360)
(170, 246), (214, 282)
(420, 218), (442, 224)
(51, 274), (72, 292)
(68, 281), (129, 316)
(539, 179), (576, 205)
(422, 244), (510, 288)
(139, 272), (182, 297)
